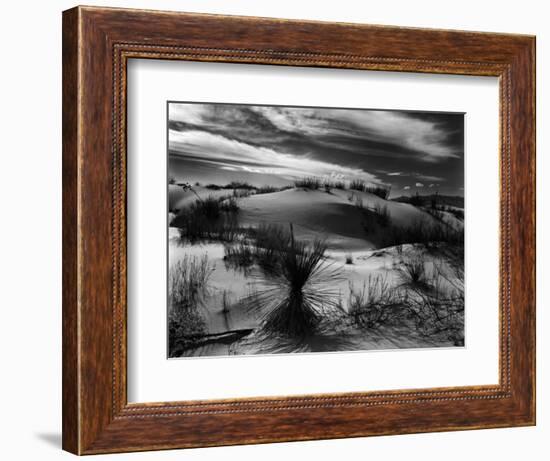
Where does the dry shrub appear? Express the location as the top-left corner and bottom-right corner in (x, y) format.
(348, 275), (403, 328)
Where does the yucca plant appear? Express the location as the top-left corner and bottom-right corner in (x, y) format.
(246, 224), (342, 338)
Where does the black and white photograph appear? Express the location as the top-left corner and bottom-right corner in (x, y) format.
(167, 102), (465, 358)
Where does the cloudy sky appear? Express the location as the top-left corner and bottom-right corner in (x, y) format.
(168, 102), (464, 197)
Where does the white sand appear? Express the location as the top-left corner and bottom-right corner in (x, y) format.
(168, 187), (462, 355)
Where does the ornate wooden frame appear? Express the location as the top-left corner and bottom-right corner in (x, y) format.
(62, 5), (536, 455)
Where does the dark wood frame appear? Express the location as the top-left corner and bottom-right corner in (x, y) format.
(62, 5), (536, 455)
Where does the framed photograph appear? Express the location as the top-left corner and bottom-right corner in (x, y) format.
(62, 6), (535, 455)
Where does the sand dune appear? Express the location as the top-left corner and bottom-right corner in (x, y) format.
(239, 188), (369, 249)
(238, 188), (440, 250)
(169, 185), (444, 250)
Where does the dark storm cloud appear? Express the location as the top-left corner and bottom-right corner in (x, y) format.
(168, 102), (464, 195)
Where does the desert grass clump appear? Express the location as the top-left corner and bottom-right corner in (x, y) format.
(200, 195), (224, 218)
(252, 223), (292, 274)
(365, 185), (391, 199)
(172, 196), (240, 243)
(224, 180), (255, 190)
(254, 185), (277, 195)
(169, 255), (214, 309)
(348, 275), (403, 328)
(223, 223), (292, 275)
(349, 179), (366, 192)
(254, 185), (292, 195)
(322, 178), (346, 192)
(245, 225), (342, 338)
(294, 176), (321, 189)
(349, 179), (390, 199)
(397, 254), (429, 289)
(232, 188), (252, 198)
(205, 183), (222, 190)
(223, 241), (255, 273)
(219, 195), (239, 213)
(253, 222), (290, 249)
(168, 255), (214, 356)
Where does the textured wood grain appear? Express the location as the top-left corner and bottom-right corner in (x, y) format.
(62, 7), (79, 454)
(62, 5), (536, 455)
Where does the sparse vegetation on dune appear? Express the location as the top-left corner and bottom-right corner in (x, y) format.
(204, 183), (223, 190)
(232, 188), (253, 199)
(405, 262), (465, 345)
(393, 193), (464, 209)
(254, 185), (293, 195)
(322, 178), (346, 191)
(396, 254), (430, 290)
(293, 176), (389, 197)
(348, 187), (462, 248)
(197, 181), (290, 196)
(294, 176), (322, 189)
(224, 180), (255, 190)
(224, 223), (292, 275)
(348, 275), (404, 328)
(382, 218), (463, 248)
(346, 253), (464, 345)
(254, 185), (278, 194)
(349, 179), (391, 199)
